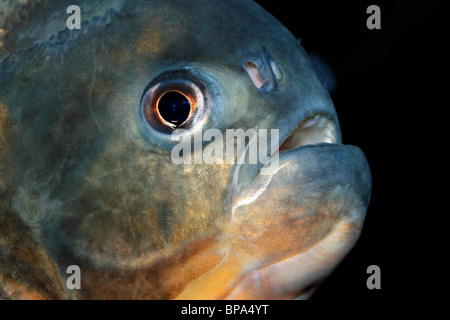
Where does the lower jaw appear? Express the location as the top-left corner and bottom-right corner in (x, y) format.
(223, 219), (361, 300)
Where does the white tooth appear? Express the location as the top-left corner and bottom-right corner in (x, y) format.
(328, 122), (337, 132)
(301, 115), (321, 128)
(323, 136), (333, 143)
(324, 131), (333, 139)
(327, 125), (335, 133)
(325, 126), (335, 135)
(317, 116), (328, 128)
(326, 131), (337, 143)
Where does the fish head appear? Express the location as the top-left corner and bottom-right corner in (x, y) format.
(0, 0), (371, 299)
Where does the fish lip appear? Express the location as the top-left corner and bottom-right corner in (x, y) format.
(230, 111), (342, 212)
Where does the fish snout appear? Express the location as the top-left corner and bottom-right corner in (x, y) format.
(193, 143), (371, 299)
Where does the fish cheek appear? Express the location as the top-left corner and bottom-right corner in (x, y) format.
(0, 102), (12, 150)
(41, 143), (231, 268)
(39, 154), (232, 299)
(0, 102), (13, 193)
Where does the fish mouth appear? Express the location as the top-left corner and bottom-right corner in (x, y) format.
(175, 115), (370, 300)
(278, 113), (338, 152)
(216, 113), (367, 300)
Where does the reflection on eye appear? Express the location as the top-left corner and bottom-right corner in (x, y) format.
(156, 91), (192, 126)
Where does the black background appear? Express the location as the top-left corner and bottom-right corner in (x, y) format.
(255, 0), (446, 300)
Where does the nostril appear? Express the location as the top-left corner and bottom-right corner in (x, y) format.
(244, 47), (282, 92)
(245, 61), (264, 89)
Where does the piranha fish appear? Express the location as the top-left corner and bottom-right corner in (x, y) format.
(0, 0), (371, 299)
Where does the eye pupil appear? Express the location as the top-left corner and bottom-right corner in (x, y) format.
(157, 91), (191, 126)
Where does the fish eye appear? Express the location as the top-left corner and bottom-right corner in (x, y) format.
(141, 72), (208, 133)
